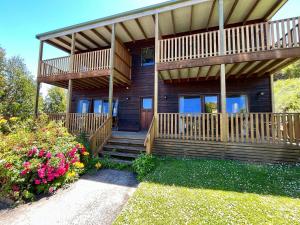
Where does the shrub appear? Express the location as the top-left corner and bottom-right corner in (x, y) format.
(132, 154), (156, 180)
(0, 116), (99, 203)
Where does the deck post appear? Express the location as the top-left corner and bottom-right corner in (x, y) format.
(154, 13), (160, 137)
(34, 41), (44, 118)
(108, 24), (116, 116)
(218, 0), (227, 142)
(270, 74), (275, 112)
(66, 34), (76, 129)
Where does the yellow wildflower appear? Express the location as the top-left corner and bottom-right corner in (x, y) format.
(95, 162), (102, 170)
(0, 119), (7, 125)
(66, 171), (76, 178)
(83, 151), (90, 156)
(74, 162), (84, 169)
(9, 117), (18, 122)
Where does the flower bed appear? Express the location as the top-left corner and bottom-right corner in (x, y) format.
(0, 115), (101, 202)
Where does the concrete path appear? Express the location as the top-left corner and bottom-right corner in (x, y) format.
(0, 169), (138, 225)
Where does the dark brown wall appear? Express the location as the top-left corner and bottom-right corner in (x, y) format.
(72, 39), (272, 131)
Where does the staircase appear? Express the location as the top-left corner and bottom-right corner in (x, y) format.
(101, 131), (146, 164)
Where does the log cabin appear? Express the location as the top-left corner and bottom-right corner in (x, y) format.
(35, 0), (300, 163)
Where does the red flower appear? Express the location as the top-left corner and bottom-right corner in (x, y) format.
(80, 147), (87, 154)
(20, 169), (28, 176)
(38, 149), (45, 157)
(4, 163), (13, 169)
(27, 147), (37, 157)
(68, 148), (77, 158)
(71, 156), (79, 164)
(23, 162), (31, 169)
(12, 185), (19, 192)
(38, 167), (46, 178)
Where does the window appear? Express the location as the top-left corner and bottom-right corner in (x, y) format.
(142, 98), (153, 110)
(204, 96), (218, 113)
(226, 95), (248, 113)
(77, 100), (90, 113)
(141, 47), (154, 66)
(179, 97), (202, 113)
(93, 99), (118, 116)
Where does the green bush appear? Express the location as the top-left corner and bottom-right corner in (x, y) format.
(0, 115), (101, 203)
(132, 154), (156, 180)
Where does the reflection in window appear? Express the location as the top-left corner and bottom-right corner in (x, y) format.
(93, 99), (118, 116)
(141, 47), (154, 66)
(142, 98), (152, 110)
(205, 96), (218, 113)
(226, 95), (247, 113)
(77, 100), (90, 113)
(179, 97), (202, 113)
(93, 100), (102, 113)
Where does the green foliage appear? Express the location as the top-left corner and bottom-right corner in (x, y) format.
(43, 87), (66, 113)
(275, 60), (300, 80)
(0, 51), (36, 119)
(132, 154), (156, 180)
(274, 78), (300, 112)
(0, 116), (98, 203)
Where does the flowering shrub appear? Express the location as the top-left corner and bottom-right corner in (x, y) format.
(0, 115), (99, 202)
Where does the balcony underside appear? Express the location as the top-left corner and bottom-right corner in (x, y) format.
(39, 69), (131, 90)
(158, 48), (300, 82)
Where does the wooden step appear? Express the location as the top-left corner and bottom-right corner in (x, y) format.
(103, 144), (145, 153)
(107, 138), (145, 146)
(103, 151), (139, 159)
(109, 158), (133, 165)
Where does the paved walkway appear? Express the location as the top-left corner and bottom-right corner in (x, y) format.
(0, 169), (138, 225)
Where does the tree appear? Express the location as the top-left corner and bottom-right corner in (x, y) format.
(0, 47), (36, 119)
(43, 87), (66, 113)
(275, 60), (300, 80)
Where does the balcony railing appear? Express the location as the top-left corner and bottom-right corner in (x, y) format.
(159, 16), (300, 63)
(157, 113), (300, 146)
(40, 49), (111, 78)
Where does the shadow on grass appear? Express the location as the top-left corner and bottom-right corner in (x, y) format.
(144, 157), (300, 198)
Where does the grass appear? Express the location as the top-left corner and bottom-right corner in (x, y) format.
(114, 158), (300, 224)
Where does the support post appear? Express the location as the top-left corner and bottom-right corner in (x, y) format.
(34, 41), (44, 118)
(154, 13), (160, 137)
(66, 80), (73, 129)
(108, 24), (116, 116)
(270, 74), (275, 112)
(218, 0), (227, 142)
(69, 33), (76, 72)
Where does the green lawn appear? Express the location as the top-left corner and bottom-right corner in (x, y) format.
(114, 158), (300, 225)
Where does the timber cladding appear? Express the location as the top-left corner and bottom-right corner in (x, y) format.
(153, 139), (300, 163)
(71, 39), (272, 131)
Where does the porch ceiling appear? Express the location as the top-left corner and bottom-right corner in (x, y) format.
(39, 0), (286, 53)
(159, 58), (299, 81)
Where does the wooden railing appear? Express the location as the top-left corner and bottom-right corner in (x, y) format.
(144, 116), (156, 154)
(47, 113), (108, 135)
(159, 16), (300, 62)
(157, 113), (300, 146)
(89, 116), (112, 155)
(40, 49), (111, 77)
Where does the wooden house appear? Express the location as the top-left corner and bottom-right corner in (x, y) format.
(35, 0), (300, 163)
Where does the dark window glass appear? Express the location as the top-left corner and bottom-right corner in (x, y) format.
(77, 100), (90, 113)
(205, 96), (218, 113)
(141, 47), (154, 66)
(179, 97), (202, 113)
(226, 95), (247, 113)
(142, 98), (153, 109)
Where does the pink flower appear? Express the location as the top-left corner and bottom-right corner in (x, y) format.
(71, 156), (79, 164)
(38, 168), (46, 178)
(23, 161), (31, 169)
(49, 187), (54, 194)
(42, 179), (47, 184)
(80, 147), (87, 154)
(56, 152), (65, 159)
(68, 148), (77, 158)
(45, 152), (52, 158)
(27, 147), (37, 157)
(34, 179), (41, 185)
(38, 149), (45, 157)
(12, 185), (19, 192)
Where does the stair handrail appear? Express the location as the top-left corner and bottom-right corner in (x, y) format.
(144, 116), (156, 154)
(89, 116), (112, 156)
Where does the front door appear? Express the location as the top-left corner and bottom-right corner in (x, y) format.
(140, 97), (153, 130)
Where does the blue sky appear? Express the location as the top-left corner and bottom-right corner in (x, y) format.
(0, 0), (299, 95)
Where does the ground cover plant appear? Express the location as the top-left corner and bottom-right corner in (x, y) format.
(0, 114), (102, 203)
(114, 157), (300, 224)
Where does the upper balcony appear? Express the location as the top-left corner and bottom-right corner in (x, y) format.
(37, 40), (132, 90)
(158, 16), (300, 81)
